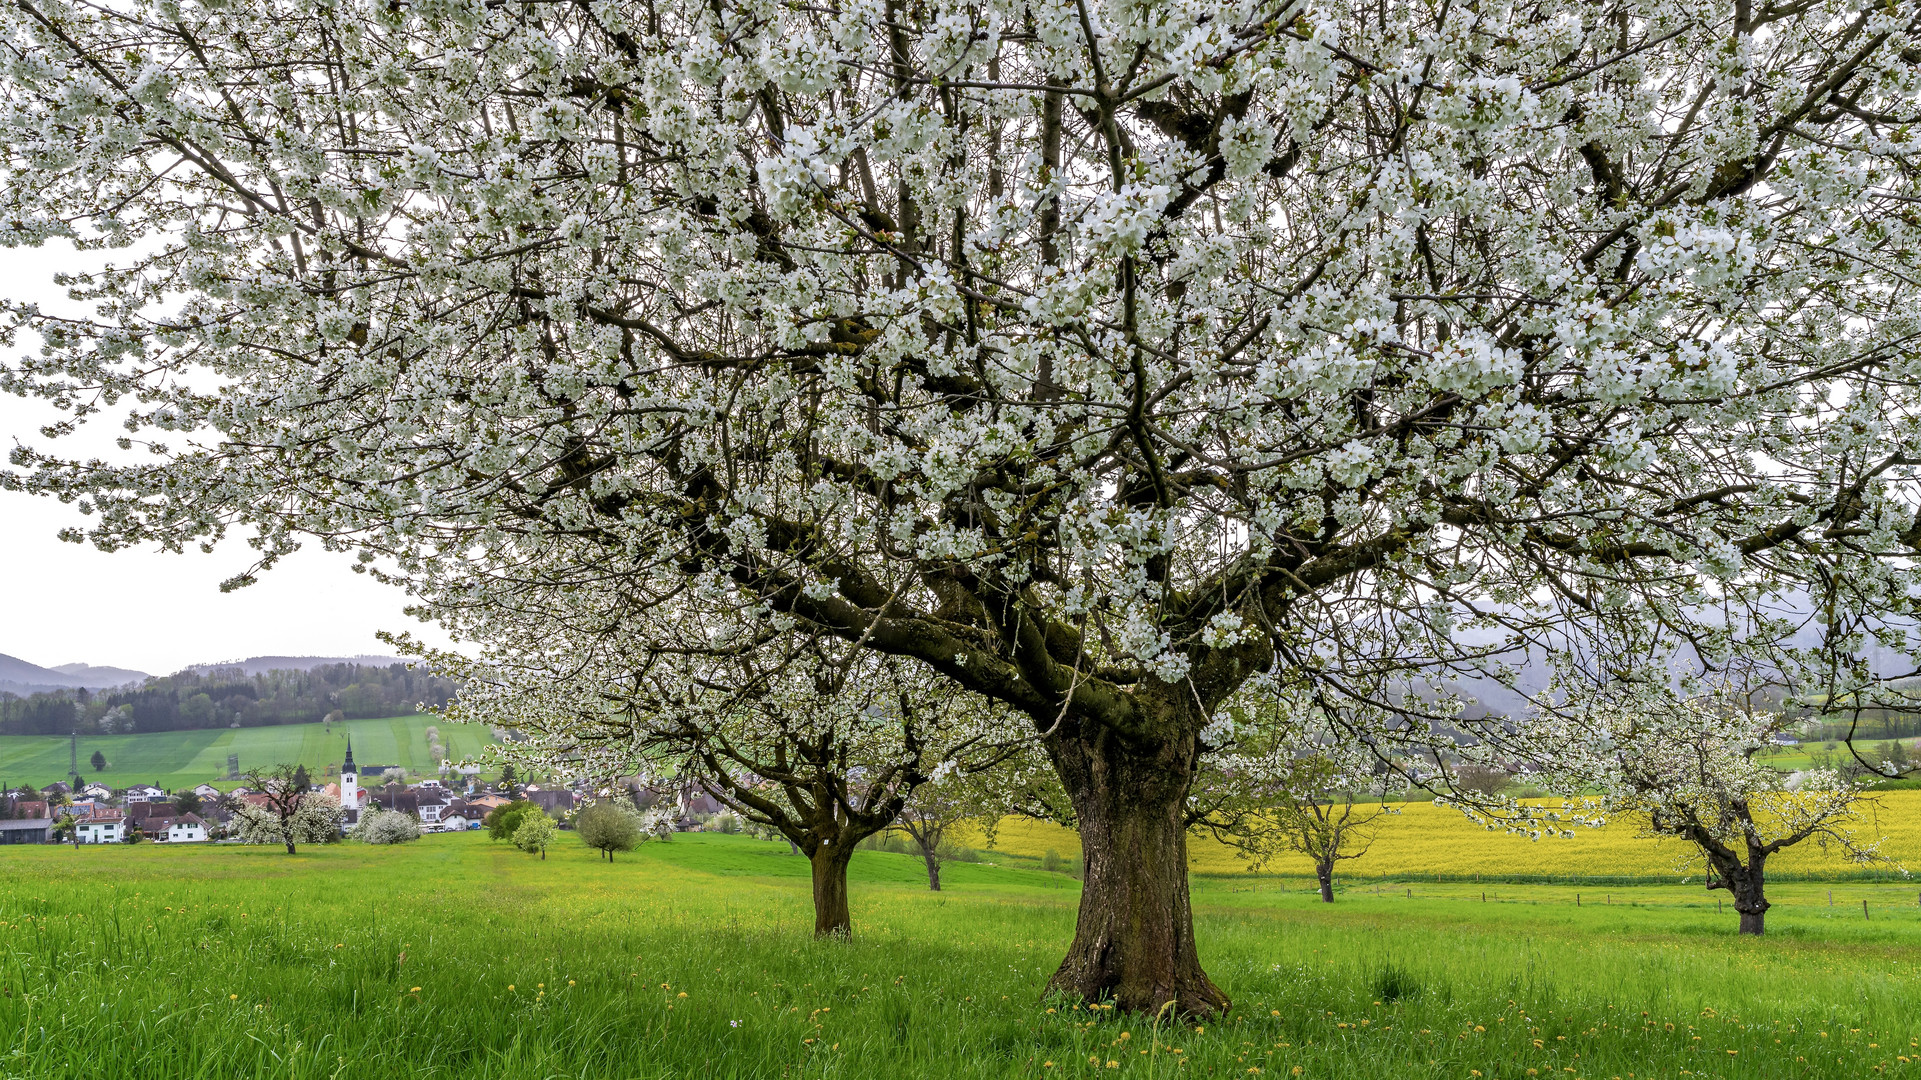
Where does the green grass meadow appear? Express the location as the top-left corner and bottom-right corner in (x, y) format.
(0, 715), (494, 788)
(3, 833), (1918, 1080)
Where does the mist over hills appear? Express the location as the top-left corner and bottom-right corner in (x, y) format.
(0, 653), (406, 698)
(182, 655), (404, 677)
(0, 654), (150, 697)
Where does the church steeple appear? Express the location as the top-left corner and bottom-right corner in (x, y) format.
(339, 737), (360, 812)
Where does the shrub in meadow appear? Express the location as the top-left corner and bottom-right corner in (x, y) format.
(351, 809), (423, 845)
(576, 801), (645, 861)
(484, 800), (536, 841)
(513, 813), (558, 860)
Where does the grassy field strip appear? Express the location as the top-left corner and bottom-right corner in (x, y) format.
(0, 715), (492, 787)
(959, 790), (1921, 880)
(3, 833), (1918, 1080)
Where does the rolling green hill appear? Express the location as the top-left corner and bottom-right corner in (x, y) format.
(0, 714), (498, 789)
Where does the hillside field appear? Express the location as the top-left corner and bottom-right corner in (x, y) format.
(0, 714), (496, 788)
(2, 832), (1919, 1080)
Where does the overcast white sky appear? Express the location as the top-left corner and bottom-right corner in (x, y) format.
(1, 243), (433, 676)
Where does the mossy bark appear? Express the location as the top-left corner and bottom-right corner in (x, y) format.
(811, 841), (856, 938)
(1044, 688), (1229, 1017)
(1715, 857), (1769, 936)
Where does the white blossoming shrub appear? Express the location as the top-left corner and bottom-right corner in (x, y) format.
(234, 796), (344, 847)
(639, 809), (677, 843)
(351, 809), (423, 845)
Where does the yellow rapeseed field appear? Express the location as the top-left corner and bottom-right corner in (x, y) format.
(956, 790), (1921, 879)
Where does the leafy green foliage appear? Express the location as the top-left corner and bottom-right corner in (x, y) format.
(512, 814), (557, 857)
(484, 801), (536, 841)
(575, 801), (644, 860)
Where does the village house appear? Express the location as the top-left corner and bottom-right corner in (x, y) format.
(143, 814), (210, 843)
(524, 788), (576, 817)
(74, 808), (125, 844)
(122, 784), (168, 803)
(415, 787), (457, 824)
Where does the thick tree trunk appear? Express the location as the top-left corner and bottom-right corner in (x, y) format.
(1709, 853), (1769, 936)
(1728, 860), (1767, 936)
(1317, 862), (1334, 903)
(924, 852), (942, 891)
(285, 841), (297, 855)
(1045, 697), (1228, 1016)
(811, 841), (855, 938)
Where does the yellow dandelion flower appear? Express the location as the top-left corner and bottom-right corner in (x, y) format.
(1106, 1061), (1119, 1069)
(678, 991), (688, 998)
(409, 987), (421, 993)
(228, 994), (238, 1001)
(507, 985), (515, 991)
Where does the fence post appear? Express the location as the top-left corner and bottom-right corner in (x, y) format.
(1863, 898), (1870, 921)
(1576, 893), (1581, 907)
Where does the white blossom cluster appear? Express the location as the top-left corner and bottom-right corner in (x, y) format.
(234, 795), (344, 846)
(350, 807), (424, 844)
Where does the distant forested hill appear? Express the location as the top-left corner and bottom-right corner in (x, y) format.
(0, 662), (459, 736)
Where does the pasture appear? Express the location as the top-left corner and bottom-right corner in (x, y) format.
(2, 832), (1918, 1080)
(0, 714), (495, 789)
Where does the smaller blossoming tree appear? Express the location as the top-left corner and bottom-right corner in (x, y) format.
(233, 765), (342, 854)
(1198, 747), (1400, 903)
(351, 808), (423, 845)
(1544, 691), (1889, 936)
(441, 638), (1030, 937)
